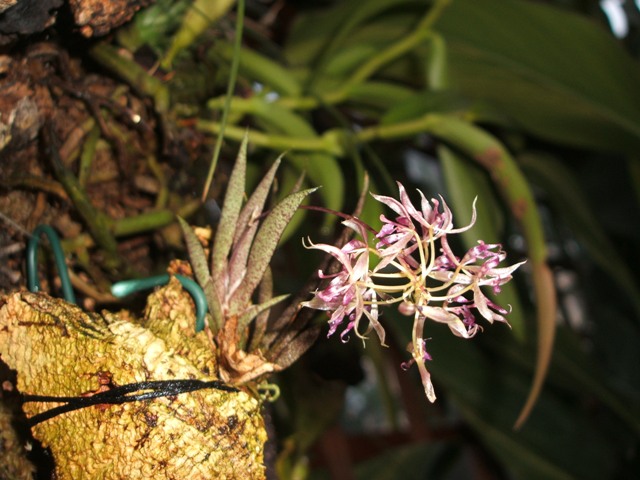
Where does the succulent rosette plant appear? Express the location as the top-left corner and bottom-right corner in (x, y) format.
(178, 135), (321, 388)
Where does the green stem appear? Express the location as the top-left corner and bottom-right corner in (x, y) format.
(146, 155), (168, 209)
(112, 199), (200, 237)
(89, 43), (170, 114)
(346, 29), (430, 88)
(78, 124), (100, 188)
(45, 126), (121, 271)
(201, 0), (245, 201)
(197, 120), (344, 156)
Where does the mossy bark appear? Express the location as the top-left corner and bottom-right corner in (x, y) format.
(0, 278), (266, 479)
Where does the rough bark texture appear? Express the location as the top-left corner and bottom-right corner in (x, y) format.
(69, 0), (154, 37)
(0, 279), (266, 479)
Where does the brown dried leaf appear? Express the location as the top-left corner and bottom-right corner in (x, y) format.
(215, 315), (280, 386)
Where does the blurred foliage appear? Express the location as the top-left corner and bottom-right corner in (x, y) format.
(92, 0), (640, 478)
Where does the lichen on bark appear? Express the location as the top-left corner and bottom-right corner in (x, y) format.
(0, 278), (266, 479)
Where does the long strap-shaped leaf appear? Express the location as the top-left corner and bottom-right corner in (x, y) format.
(421, 115), (555, 429)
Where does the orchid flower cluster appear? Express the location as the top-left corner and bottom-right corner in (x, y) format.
(303, 183), (524, 402)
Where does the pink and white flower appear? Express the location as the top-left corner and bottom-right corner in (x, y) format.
(303, 183), (523, 403)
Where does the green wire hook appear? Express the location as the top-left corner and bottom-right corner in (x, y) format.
(111, 275), (208, 332)
(27, 225), (76, 304)
(26, 225), (207, 332)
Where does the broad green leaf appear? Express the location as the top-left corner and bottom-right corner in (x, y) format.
(286, 152), (343, 233)
(209, 98), (344, 218)
(344, 81), (414, 110)
(275, 167), (310, 245)
(316, 17), (418, 78)
(426, 32), (448, 90)
(495, 326), (640, 435)
(214, 42), (302, 97)
(229, 187), (319, 314)
(243, 100), (345, 223)
(436, 0), (640, 154)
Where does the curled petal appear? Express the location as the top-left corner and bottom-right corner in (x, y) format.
(419, 305), (476, 339)
(473, 283), (511, 325)
(327, 305), (350, 337)
(371, 190), (410, 219)
(410, 314), (437, 402)
(362, 301), (386, 346)
(416, 358), (436, 403)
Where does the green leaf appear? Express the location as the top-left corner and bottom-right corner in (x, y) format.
(214, 42), (302, 97)
(210, 98), (345, 218)
(237, 294), (289, 332)
(229, 187), (319, 314)
(436, 0), (640, 154)
(177, 217), (222, 331)
(344, 81), (415, 110)
(228, 157), (282, 292)
(426, 32), (448, 90)
(287, 0), (422, 81)
(243, 100), (345, 225)
(211, 135), (248, 280)
(286, 152), (343, 233)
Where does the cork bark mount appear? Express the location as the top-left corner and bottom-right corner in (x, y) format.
(0, 278), (266, 479)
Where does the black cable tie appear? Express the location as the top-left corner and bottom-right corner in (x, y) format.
(23, 379), (239, 427)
